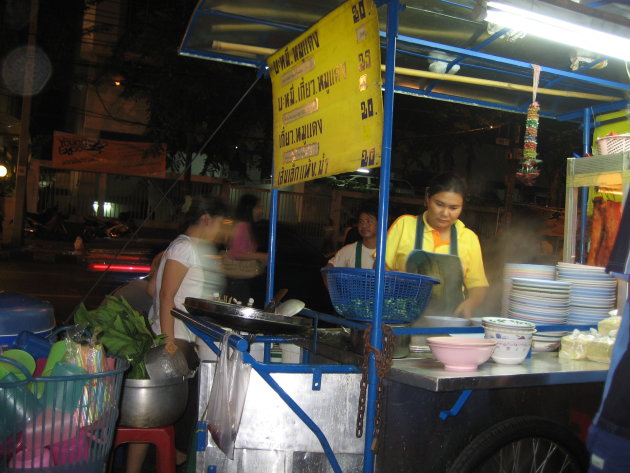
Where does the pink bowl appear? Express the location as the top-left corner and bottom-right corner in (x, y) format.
(427, 337), (497, 371)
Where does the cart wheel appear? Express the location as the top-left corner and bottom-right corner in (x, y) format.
(447, 416), (588, 473)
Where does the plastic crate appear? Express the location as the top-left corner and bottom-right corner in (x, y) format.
(596, 134), (630, 155)
(321, 267), (439, 324)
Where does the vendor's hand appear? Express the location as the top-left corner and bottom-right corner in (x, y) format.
(454, 300), (475, 319)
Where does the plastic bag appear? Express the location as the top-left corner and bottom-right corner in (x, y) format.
(559, 329), (596, 360)
(205, 332), (251, 460)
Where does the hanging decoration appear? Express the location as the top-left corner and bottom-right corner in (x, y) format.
(517, 64), (542, 186)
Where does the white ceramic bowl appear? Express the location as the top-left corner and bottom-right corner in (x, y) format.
(484, 326), (536, 340)
(481, 317), (536, 332)
(427, 336), (496, 371)
(488, 336), (532, 365)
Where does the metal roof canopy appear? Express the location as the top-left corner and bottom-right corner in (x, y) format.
(180, 0), (630, 122)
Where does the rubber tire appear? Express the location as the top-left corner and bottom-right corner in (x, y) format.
(447, 416), (589, 473)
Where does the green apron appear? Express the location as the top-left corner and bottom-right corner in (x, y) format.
(405, 216), (465, 318)
(355, 241), (363, 268)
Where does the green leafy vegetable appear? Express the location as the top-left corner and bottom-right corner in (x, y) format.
(74, 295), (165, 379)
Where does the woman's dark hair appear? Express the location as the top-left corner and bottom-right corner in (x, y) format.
(180, 195), (227, 231)
(426, 173), (467, 199)
(234, 194), (259, 222)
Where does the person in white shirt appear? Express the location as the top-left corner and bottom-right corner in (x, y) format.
(326, 200), (378, 271)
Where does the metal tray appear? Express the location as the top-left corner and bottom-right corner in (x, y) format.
(183, 297), (312, 334)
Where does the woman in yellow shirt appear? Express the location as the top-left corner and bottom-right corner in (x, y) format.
(386, 173), (488, 319)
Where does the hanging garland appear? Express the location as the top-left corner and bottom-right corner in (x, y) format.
(517, 64), (542, 186)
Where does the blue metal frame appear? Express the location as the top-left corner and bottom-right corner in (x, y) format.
(173, 308), (358, 473)
(178, 2), (630, 472)
(439, 390), (473, 420)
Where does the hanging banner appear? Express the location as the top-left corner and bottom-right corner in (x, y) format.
(51, 131), (166, 177)
(268, 0), (383, 188)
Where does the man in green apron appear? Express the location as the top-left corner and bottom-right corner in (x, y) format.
(386, 174), (489, 322)
(324, 200), (378, 272)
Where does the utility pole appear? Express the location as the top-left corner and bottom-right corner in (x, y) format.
(11, 0), (39, 247)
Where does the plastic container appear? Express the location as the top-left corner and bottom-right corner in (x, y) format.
(596, 134), (630, 155)
(0, 292), (55, 348)
(12, 331), (53, 360)
(0, 354), (128, 472)
(321, 268), (439, 324)
(0, 372), (41, 436)
(44, 362), (88, 412)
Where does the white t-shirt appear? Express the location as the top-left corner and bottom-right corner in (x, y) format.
(328, 241), (376, 269)
(149, 234), (225, 342)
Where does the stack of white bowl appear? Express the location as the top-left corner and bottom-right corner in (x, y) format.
(481, 317), (536, 365)
(556, 263), (618, 325)
(502, 264), (556, 316)
(507, 277), (571, 352)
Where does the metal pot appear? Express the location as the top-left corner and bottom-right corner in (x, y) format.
(350, 325), (411, 359)
(119, 376), (189, 428)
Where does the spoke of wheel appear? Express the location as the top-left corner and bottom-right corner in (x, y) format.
(479, 436), (578, 473)
(531, 439), (539, 473)
(559, 454), (572, 472)
(511, 440), (521, 473)
(534, 439), (558, 473)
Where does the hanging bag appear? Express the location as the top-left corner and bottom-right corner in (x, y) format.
(205, 332), (252, 460)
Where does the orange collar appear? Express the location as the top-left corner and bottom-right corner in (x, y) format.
(432, 229), (451, 249)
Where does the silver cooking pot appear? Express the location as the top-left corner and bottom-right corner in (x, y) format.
(119, 375), (189, 428)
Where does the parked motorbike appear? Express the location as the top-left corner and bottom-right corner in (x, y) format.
(24, 207), (70, 240)
(81, 213), (133, 241)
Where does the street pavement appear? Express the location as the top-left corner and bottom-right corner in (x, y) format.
(0, 235), (170, 326)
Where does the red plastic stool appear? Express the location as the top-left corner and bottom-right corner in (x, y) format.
(113, 425), (176, 473)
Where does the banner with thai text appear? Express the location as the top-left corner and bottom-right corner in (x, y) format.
(268, 0), (383, 188)
(51, 131), (166, 177)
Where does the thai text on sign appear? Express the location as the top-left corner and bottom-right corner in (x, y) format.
(52, 131), (166, 177)
(268, 0), (383, 188)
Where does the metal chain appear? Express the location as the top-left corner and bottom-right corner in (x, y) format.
(355, 323), (396, 453)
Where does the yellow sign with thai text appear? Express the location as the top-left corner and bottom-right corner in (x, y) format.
(268, 0), (382, 188)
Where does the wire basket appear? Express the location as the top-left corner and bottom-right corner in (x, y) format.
(0, 356), (128, 473)
(321, 267), (439, 324)
(596, 134), (630, 155)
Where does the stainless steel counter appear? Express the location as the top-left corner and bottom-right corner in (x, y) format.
(298, 328), (610, 393)
(389, 351), (609, 392)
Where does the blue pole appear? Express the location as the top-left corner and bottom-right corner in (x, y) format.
(363, 1), (399, 471)
(579, 108), (591, 263)
(267, 187), (279, 305)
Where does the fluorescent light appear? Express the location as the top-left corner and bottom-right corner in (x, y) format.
(486, 1), (630, 62)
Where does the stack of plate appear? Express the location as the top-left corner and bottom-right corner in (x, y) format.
(508, 277), (571, 352)
(556, 263), (617, 325)
(502, 264), (556, 316)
